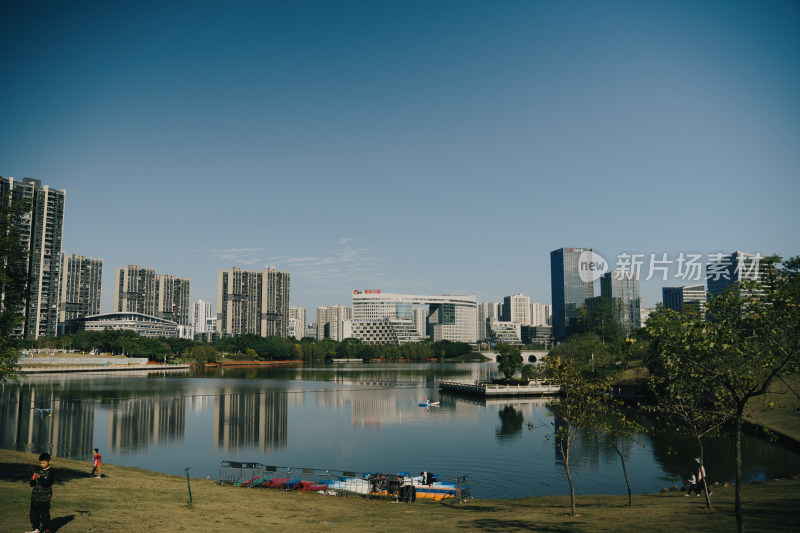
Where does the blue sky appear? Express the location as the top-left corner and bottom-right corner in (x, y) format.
(2, 0), (799, 314)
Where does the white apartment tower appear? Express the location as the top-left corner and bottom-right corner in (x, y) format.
(501, 294), (531, 325)
(1, 177), (66, 338)
(289, 307), (307, 340)
(217, 267), (290, 337)
(193, 300), (214, 334)
(316, 305), (351, 341)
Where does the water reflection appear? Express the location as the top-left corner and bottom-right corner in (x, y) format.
(496, 405), (524, 441)
(214, 392), (287, 452)
(108, 397), (186, 453)
(0, 364), (798, 499)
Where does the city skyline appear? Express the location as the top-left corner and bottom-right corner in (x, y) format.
(2, 1), (798, 315)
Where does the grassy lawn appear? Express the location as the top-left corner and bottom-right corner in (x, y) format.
(743, 375), (800, 443)
(1, 449), (799, 532)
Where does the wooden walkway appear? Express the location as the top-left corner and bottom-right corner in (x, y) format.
(439, 380), (560, 397)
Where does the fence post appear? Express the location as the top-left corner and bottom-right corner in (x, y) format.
(185, 468), (193, 506)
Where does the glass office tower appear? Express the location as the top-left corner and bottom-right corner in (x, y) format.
(550, 247), (594, 342)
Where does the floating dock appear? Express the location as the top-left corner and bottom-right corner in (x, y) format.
(439, 380), (560, 397)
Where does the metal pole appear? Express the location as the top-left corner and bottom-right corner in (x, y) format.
(185, 468), (193, 505)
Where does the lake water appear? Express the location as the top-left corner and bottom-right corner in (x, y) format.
(2, 362), (799, 499)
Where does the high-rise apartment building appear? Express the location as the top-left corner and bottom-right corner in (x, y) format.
(316, 305), (351, 341)
(58, 253), (102, 326)
(551, 247), (595, 342)
(216, 267), (290, 337)
(193, 300), (214, 334)
(530, 302), (552, 327)
(477, 302), (500, 341)
(115, 265), (191, 325)
(157, 275), (191, 325)
(662, 284), (706, 318)
(501, 294), (531, 325)
(600, 270), (641, 333)
(289, 307), (307, 340)
(1, 177), (66, 338)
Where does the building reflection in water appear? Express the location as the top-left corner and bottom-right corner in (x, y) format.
(0, 381), (94, 457)
(213, 391), (288, 452)
(106, 396), (186, 452)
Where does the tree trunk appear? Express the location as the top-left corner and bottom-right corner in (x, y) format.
(735, 403), (745, 533)
(613, 443), (632, 506)
(697, 440), (712, 510)
(563, 444), (576, 516)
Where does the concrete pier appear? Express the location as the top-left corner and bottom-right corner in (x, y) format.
(439, 380), (560, 397)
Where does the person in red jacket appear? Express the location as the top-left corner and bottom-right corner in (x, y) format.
(91, 449), (102, 478)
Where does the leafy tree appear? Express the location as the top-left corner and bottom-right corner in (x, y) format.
(547, 333), (615, 378)
(0, 190), (31, 382)
(578, 298), (625, 343)
(546, 356), (610, 516)
(495, 343), (523, 379)
(645, 255), (800, 532)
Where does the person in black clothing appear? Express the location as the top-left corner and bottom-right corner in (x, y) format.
(28, 452), (55, 533)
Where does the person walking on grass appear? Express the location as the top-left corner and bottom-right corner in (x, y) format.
(685, 470), (697, 496)
(695, 458), (712, 496)
(91, 448), (101, 478)
(27, 452), (55, 533)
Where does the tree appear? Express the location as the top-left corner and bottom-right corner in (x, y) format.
(598, 406), (643, 506)
(546, 356), (610, 516)
(0, 189), (31, 382)
(645, 255), (800, 532)
(495, 343), (523, 380)
(578, 298), (624, 344)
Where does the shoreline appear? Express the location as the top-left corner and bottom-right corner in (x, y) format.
(1, 448), (798, 532)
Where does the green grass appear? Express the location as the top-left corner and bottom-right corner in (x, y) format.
(1, 449), (799, 532)
(743, 375), (800, 443)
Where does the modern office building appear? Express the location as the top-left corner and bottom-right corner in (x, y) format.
(488, 318), (522, 345)
(352, 291), (477, 343)
(1, 177), (66, 338)
(501, 294), (531, 325)
(521, 325), (554, 346)
(316, 305), (351, 341)
(600, 270), (641, 334)
(662, 284), (706, 318)
(412, 307), (426, 337)
(217, 267), (290, 337)
(706, 251), (764, 299)
(342, 318), (425, 345)
(80, 312), (178, 337)
(58, 253), (102, 330)
(551, 247), (595, 342)
(115, 265), (191, 326)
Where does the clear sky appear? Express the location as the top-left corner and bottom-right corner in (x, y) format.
(2, 0), (799, 315)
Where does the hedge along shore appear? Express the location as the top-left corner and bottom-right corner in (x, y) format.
(1, 449), (799, 533)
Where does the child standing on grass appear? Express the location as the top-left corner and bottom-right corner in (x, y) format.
(28, 452), (55, 533)
(91, 448), (101, 478)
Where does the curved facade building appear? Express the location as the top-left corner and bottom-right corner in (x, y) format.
(351, 291), (477, 343)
